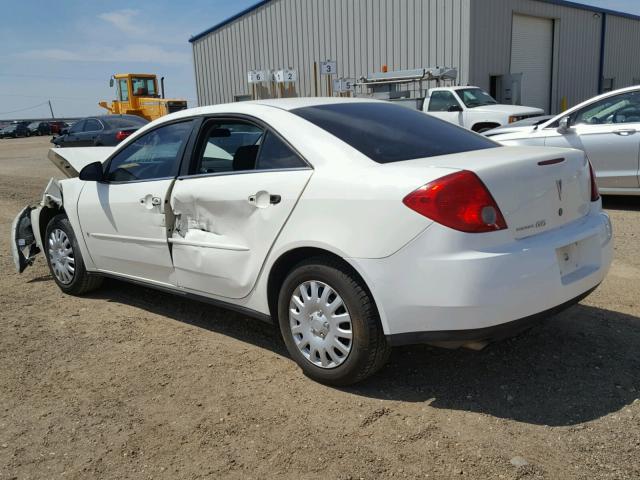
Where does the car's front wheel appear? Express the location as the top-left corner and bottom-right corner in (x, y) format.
(44, 214), (102, 295)
(278, 258), (390, 386)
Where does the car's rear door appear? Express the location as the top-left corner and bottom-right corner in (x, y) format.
(169, 117), (312, 299)
(77, 118), (104, 146)
(77, 119), (194, 285)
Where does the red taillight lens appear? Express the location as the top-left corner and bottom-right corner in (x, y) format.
(588, 161), (600, 202)
(403, 170), (508, 233)
(115, 130), (132, 142)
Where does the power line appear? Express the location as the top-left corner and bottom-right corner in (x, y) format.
(0, 101), (50, 115)
(0, 73), (107, 81)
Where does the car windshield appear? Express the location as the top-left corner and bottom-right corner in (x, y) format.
(457, 88), (498, 108)
(291, 102), (498, 163)
(28, 122), (39, 128)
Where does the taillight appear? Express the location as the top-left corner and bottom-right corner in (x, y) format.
(403, 170), (508, 233)
(588, 161), (600, 201)
(115, 130), (132, 142)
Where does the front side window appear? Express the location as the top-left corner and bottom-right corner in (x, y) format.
(428, 91), (461, 112)
(292, 102), (497, 163)
(118, 79), (129, 102)
(457, 88), (498, 108)
(131, 77), (157, 97)
(572, 91), (640, 125)
(106, 121), (192, 182)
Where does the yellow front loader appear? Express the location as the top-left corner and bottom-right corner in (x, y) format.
(99, 73), (187, 121)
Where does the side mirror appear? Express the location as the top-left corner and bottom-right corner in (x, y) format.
(61, 128), (69, 135)
(558, 116), (573, 133)
(109, 77), (114, 88)
(79, 161), (104, 182)
(448, 104), (463, 112)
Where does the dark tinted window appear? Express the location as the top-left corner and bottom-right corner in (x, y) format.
(428, 91), (461, 112)
(69, 120), (85, 134)
(256, 132), (306, 170)
(83, 119), (102, 131)
(292, 102), (497, 163)
(106, 121), (192, 182)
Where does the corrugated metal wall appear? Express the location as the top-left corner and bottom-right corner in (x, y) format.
(469, 0), (603, 113)
(603, 14), (640, 89)
(192, 0), (472, 106)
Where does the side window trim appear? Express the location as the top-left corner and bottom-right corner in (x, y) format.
(102, 118), (196, 184)
(179, 113), (313, 178)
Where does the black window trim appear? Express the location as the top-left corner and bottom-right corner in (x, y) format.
(100, 117), (196, 185)
(177, 113), (313, 180)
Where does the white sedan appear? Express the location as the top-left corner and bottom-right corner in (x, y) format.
(486, 86), (640, 195)
(11, 98), (613, 385)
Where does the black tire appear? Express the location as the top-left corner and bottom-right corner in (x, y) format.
(44, 214), (102, 295)
(277, 257), (390, 386)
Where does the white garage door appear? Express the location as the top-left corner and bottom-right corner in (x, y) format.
(510, 14), (554, 112)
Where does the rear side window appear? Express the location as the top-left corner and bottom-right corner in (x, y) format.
(83, 119), (102, 132)
(292, 102), (497, 163)
(256, 132), (306, 170)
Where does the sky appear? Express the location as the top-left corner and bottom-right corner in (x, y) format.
(1, 0), (639, 120)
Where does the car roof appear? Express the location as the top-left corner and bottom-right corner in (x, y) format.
(249, 96), (384, 111)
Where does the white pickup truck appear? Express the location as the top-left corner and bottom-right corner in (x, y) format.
(423, 86), (544, 132)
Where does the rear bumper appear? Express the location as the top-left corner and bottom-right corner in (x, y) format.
(386, 286), (597, 346)
(349, 209), (613, 342)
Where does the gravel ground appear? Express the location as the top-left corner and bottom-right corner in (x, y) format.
(1, 136), (639, 480)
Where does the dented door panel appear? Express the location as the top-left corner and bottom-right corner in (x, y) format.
(170, 170), (312, 299)
(77, 180), (176, 285)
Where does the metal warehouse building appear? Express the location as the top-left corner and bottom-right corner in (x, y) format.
(189, 0), (640, 114)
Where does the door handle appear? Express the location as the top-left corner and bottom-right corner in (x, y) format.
(613, 129), (636, 136)
(139, 195), (162, 209)
(248, 191), (281, 208)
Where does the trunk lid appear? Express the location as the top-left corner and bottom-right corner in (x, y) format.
(398, 146), (591, 239)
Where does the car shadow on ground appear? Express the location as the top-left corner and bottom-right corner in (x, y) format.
(89, 279), (639, 427)
(602, 195), (640, 211)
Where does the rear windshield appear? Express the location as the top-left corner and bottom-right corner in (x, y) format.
(291, 102), (497, 163)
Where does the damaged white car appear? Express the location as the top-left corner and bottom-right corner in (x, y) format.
(12, 98), (613, 385)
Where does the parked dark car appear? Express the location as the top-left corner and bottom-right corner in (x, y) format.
(51, 115), (148, 147)
(49, 121), (68, 135)
(0, 123), (30, 138)
(27, 121), (52, 136)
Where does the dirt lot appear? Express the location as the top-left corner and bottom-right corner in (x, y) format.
(0, 136), (639, 480)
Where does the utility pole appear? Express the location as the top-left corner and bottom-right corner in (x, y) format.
(48, 100), (55, 119)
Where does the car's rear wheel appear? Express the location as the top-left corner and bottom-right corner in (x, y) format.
(277, 258), (390, 386)
(44, 214), (102, 295)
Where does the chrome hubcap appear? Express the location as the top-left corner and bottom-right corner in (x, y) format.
(289, 280), (353, 369)
(48, 228), (75, 284)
